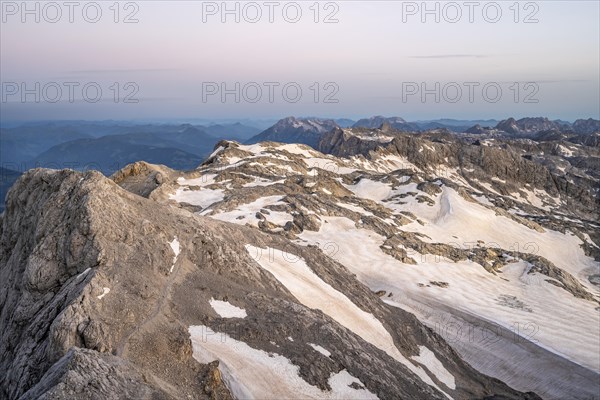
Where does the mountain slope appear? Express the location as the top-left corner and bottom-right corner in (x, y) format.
(572, 118), (600, 135)
(494, 117), (568, 135)
(0, 168), (543, 399)
(203, 122), (261, 141)
(0, 127), (93, 165)
(153, 138), (599, 399)
(318, 127), (600, 221)
(245, 117), (339, 149)
(1, 122), (249, 170)
(31, 135), (206, 175)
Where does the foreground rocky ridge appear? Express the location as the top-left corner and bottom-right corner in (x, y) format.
(0, 168), (543, 399)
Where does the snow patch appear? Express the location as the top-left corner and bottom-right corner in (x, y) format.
(209, 298), (247, 318)
(278, 143), (316, 158)
(343, 179), (391, 202)
(77, 268), (91, 279)
(213, 196), (291, 227)
(208, 145), (225, 159)
(558, 144), (574, 157)
(243, 177), (284, 187)
(97, 287), (110, 300)
(328, 369), (379, 399)
(189, 325), (379, 399)
(336, 202), (374, 216)
(304, 157), (356, 174)
(169, 237), (180, 273)
(244, 244), (450, 396)
(299, 215), (600, 371)
(412, 346), (456, 389)
(169, 187), (224, 209)
(309, 343), (331, 357)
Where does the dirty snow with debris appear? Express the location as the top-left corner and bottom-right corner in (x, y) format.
(244, 244), (453, 397)
(189, 325), (379, 399)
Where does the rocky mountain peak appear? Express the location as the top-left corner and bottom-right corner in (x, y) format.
(572, 118), (600, 134)
(1, 123), (599, 400)
(495, 117), (566, 135)
(245, 117), (339, 149)
(353, 116), (408, 128)
(0, 159), (554, 400)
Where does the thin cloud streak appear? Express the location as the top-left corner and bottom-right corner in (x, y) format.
(409, 54), (488, 59)
(67, 68), (179, 74)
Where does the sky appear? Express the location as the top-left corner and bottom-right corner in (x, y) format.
(1, 0), (599, 122)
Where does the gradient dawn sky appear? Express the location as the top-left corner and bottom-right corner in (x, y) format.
(1, 0), (599, 122)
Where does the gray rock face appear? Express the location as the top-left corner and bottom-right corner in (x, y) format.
(495, 117), (566, 135)
(465, 124), (494, 135)
(492, 117), (600, 137)
(572, 118), (600, 135)
(318, 127), (392, 157)
(0, 168), (542, 399)
(318, 126), (599, 221)
(245, 116), (339, 149)
(20, 348), (165, 400)
(0, 167), (22, 213)
(111, 161), (173, 198)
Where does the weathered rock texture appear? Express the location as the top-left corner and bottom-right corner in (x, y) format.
(0, 168), (542, 399)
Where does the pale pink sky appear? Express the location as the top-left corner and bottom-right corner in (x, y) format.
(1, 1), (599, 121)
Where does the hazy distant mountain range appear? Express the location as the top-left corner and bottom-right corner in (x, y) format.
(244, 116), (599, 149)
(0, 121), (261, 211)
(0, 122), (260, 167)
(1, 116), (598, 212)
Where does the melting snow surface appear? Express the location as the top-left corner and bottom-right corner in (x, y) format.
(169, 187), (224, 209)
(352, 133), (394, 143)
(328, 370), (379, 399)
(412, 346), (456, 390)
(343, 178), (391, 202)
(237, 143), (266, 155)
(304, 157), (356, 174)
(558, 144), (574, 157)
(209, 298), (247, 318)
(212, 196), (291, 227)
(188, 325), (378, 399)
(336, 202), (374, 216)
(299, 215), (600, 371)
(244, 244), (452, 397)
(277, 143), (316, 158)
(77, 268), (91, 279)
(176, 174), (216, 186)
(243, 177), (284, 187)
